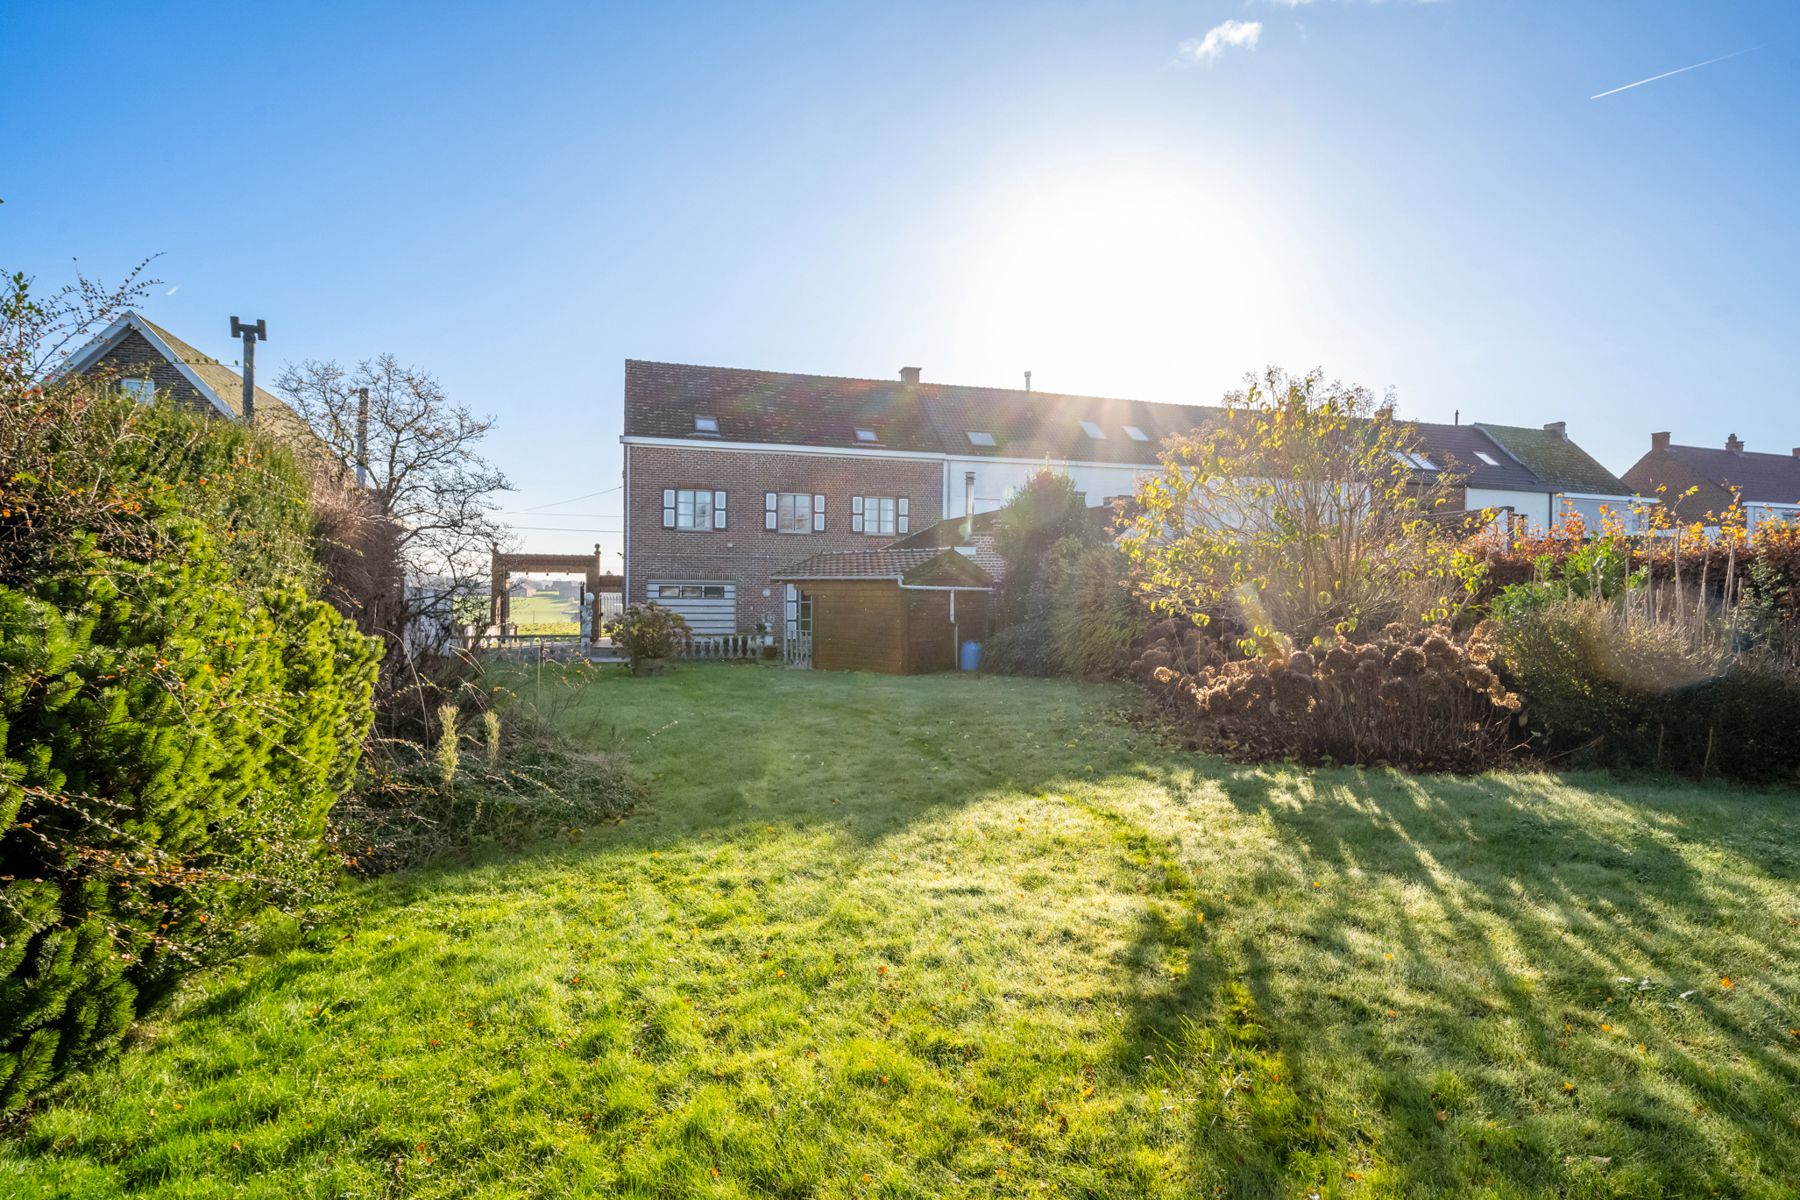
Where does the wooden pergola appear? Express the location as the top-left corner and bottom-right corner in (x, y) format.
(489, 544), (623, 635)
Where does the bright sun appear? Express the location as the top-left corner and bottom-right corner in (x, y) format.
(947, 165), (1300, 400)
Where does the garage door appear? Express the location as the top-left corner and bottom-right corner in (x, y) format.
(649, 581), (737, 635)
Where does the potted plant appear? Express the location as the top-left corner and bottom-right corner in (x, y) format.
(609, 602), (690, 676)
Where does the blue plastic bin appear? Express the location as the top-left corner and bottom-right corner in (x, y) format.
(958, 640), (982, 672)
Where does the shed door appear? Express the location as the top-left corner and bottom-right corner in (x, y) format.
(783, 584), (813, 668)
(648, 581), (737, 635)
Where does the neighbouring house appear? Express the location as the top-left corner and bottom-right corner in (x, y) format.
(621, 359), (1637, 642)
(1410, 420), (1643, 534)
(1622, 432), (1800, 532)
(769, 547), (995, 674)
(58, 311), (329, 469)
(60, 312), (407, 636)
(621, 360), (1218, 635)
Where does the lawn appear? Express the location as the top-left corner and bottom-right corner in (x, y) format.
(5, 665), (1798, 1198)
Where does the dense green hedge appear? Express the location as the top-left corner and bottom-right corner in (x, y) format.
(0, 390), (378, 1114)
(1492, 596), (1800, 781)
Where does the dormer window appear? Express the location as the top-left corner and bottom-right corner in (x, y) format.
(854, 427), (879, 443)
(1473, 451), (1499, 466)
(1079, 420), (1106, 439)
(693, 415), (719, 434)
(966, 431), (996, 447)
(1123, 424), (1149, 442)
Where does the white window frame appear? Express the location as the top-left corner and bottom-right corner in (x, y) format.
(765, 491), (826, 534)
(1390, 450), (1436, 470)
(1473, 451), (1500, 466)
(854, 427), (878, 443)
(1123, 424), (1149, 442)
(120, 378), (155, 403)
(693, 415), (719, 434)
(663, 487), (726, 531)
(1079, 419), (1106, 439)
(851, 495), (908, 536)
(966, 431), (996, 447)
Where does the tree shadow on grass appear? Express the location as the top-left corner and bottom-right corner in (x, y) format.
(1113, 762), (1800, 1197)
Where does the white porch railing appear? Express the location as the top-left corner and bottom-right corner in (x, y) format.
(680, 632), (774, 661)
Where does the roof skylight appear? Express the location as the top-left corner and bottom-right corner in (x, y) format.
(1123, 424), (1149, 442)
(854, 427), (879, 442)
(966, 431), (996, 447)
(1079, 419), (1106, 439)
(693, 415), (719, 434)
(1474, 450), (1500, 466)
(1390, 449), (1436, 470)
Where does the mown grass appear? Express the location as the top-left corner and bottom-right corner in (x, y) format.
(5, 664), (1798, 1198)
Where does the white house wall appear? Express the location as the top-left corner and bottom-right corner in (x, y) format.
(943, 457), (1156, 517)
(1465, 488), (1552, 532)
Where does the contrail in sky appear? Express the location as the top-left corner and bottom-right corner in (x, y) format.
(1591, 50), (1748, 100)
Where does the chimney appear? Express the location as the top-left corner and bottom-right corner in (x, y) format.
(1651, 431), (1671, 452)
(1726, 433), (1744, 453)
(1543, 421), (1567, 440)
(1024, 370), (1032, 392)
(899, 366), (922, 384)
(354, 386), (370, 487)
(1792, 447), (1800, 459)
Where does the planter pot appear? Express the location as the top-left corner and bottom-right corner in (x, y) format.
(631, 657), (668, 677)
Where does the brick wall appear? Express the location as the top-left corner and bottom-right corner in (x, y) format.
(86, 329), (218, 415)
(625, 443), (944, 629)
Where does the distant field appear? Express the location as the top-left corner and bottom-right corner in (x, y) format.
(506, 591), (579, 633)
(6, 665), (1797, 1198)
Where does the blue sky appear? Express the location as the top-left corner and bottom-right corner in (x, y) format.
(5, 1), (1796, 563)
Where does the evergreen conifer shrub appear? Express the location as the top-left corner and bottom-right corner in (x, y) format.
(0, 390), (378, 1114)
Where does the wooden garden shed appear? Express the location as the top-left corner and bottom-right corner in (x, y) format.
(771, 548), (995, 674)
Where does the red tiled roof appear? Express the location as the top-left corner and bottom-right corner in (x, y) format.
(770, 546), (994, 586)
(623, 359), (1219, 462)
(1647, 443), (1800, 505)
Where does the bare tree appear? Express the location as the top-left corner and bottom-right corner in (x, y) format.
(276, 355), (511, 661)
(1, 258), (159, 388)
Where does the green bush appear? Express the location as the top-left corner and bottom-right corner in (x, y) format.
(1049, 542), (1147, 679)
(989, 537), (1148, 679)
(1493, 597), (1800, 781)
(607, 602), (690, 663)
(0, 390), (378, 1114)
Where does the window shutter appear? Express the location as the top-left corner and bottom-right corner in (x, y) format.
(662, 488), (675, 529)
(765, 492), (778, 530)
(713, 490), (727, 529)
(851, 495), (864, 533)
(813, 494), (825, 532)
(898, 497), (910, 533)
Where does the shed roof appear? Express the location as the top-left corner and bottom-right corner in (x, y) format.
(771, 546), (995, 588)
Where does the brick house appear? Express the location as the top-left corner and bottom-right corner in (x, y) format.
(622, 359), (1643, 635)
(621, 360), (1221, 633)
(1623, 432), (1800, 531)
